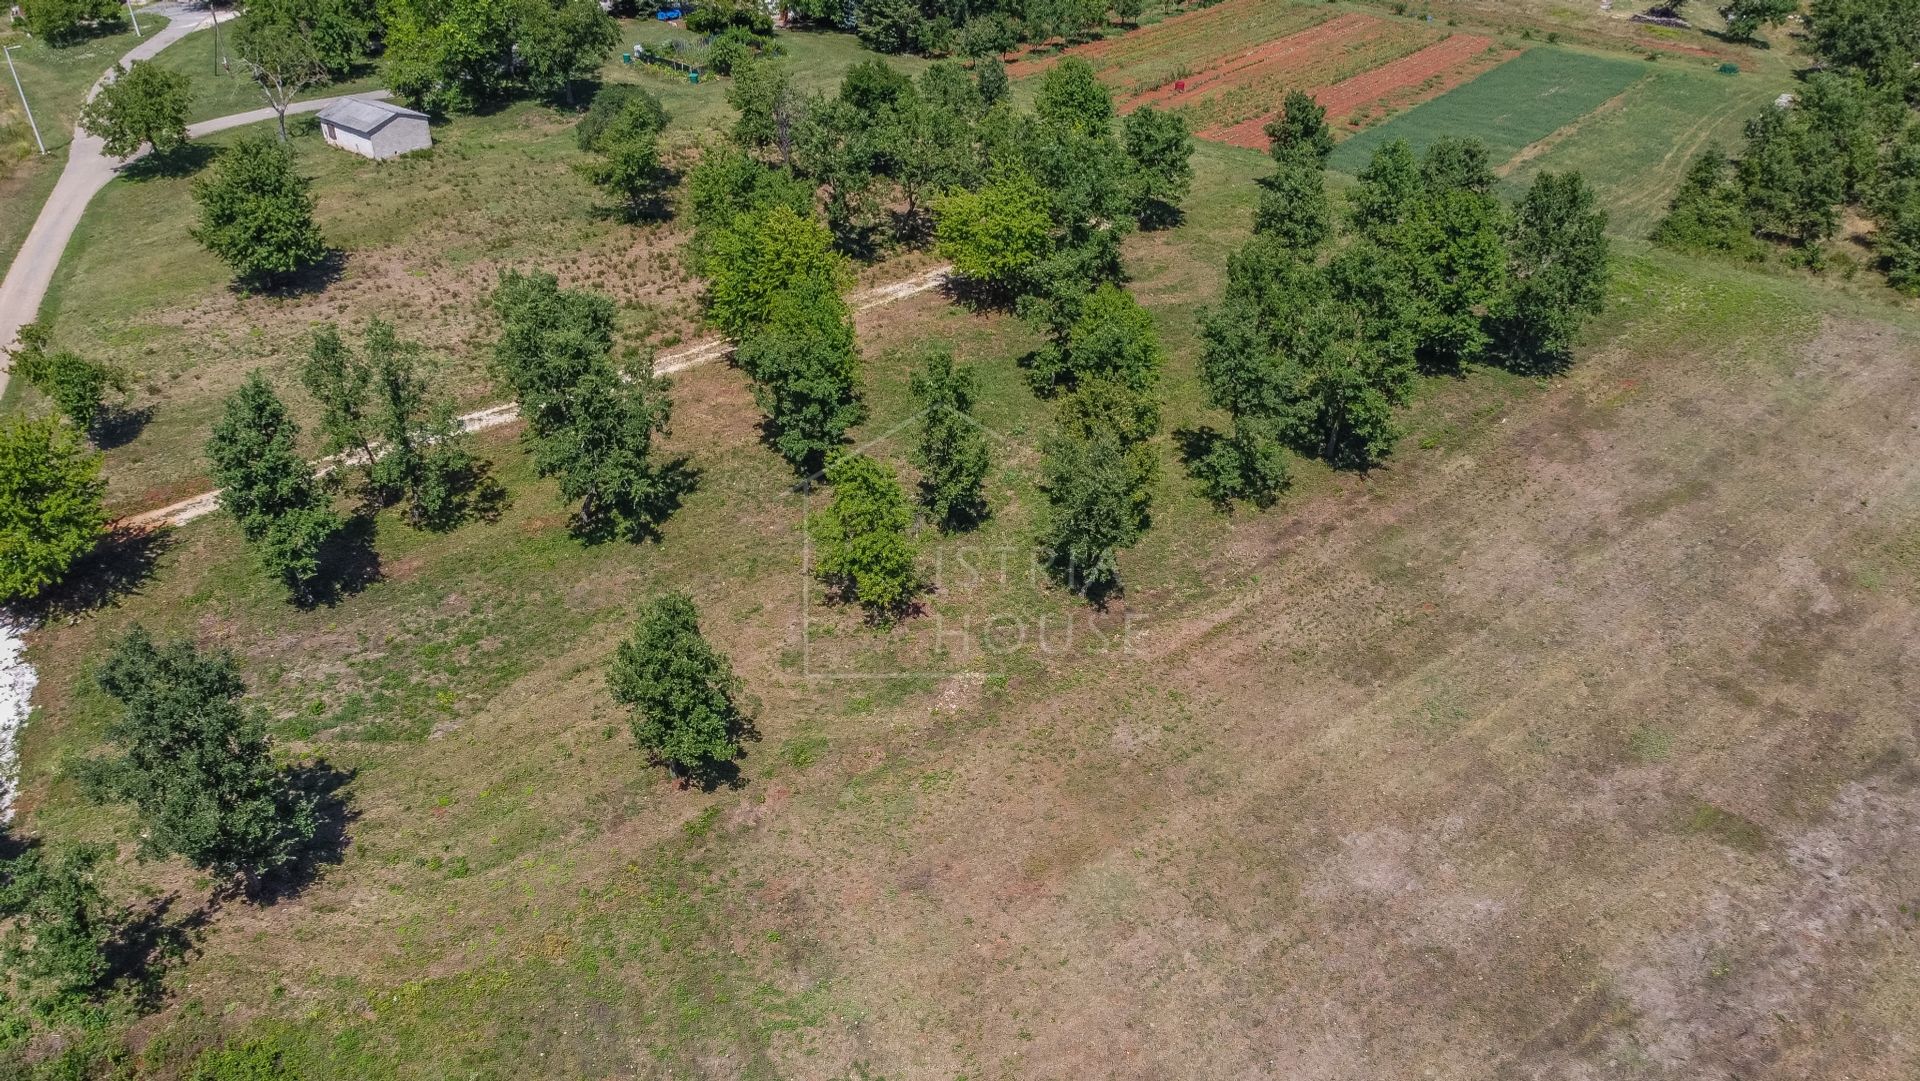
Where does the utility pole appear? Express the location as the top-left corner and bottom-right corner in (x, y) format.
(2, 45), (45, 157)
(126, 0), (143, 38)
(209, 1), (222, 75)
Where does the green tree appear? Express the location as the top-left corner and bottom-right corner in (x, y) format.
(0, 843), (116, 1011)
(300, 323), (378, 471)
(1263, 88), (1333, 168)
(299, 319), (477, 527)
(734, 277), (867, 473)
(607, 593), (747, 783)
(975, 53), (1010, 105)
(1253, 162), (1332, 253)
(1038, 422), (1150, 598)
(381, 0), (517, 112)
(206, 373), (343, 601)
(191, 136), (330, 289)
(489, 271), (679, 539)
(1123, 105), (1195, 228)
(1719, 0), (1798, 40)
(232, 13), (332, 141)
(1652, 145), (1764, 257)
(1493, 171), (1611, 372)
(1419, 135), (1497, 196)
(1027, 281), (1163, 399)
(909, 346), (991, 530)
(1737, 104), (1847, 257)
(704, 204), (845, 338)
(1807, 0), (1920, 97)
(959, 14), (1018, 61)
(856, 0), (926, 53)
(579, 99), (670, 219)
(22, 0), (125, 45)
(1349, 138), (1421, 240)
(809, 453), (921, 617)
(0, 417), (106, 604)
(727, 58), (801, 163)
(79, 61), (191, 160)
(1033, 56), (1114, 133)
(576, 84), (669, 150)
(514, 0), (618, 105)
(1392, 186), (1511, 368)
(934, 170), (1054, 297)
(684, 146), (814, 270)
(82, 627), (319, 882)
(1881, 192), (1920, 294)
(242, 0), (374, 74)
(793, 94), (885, 249)
(14, 346), (121, 434)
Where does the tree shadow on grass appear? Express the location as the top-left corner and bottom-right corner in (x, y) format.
(299, 513), (381, 608)
(89, 403), (153, 450)
(680, 715), (761, 794)
(105, 891), (216, 1015)
(120, 142), (216, 182)
(17, 525), (172, 621)
(242, 760), (358, 906)
(570, 456), (701, 545)
(240, 249), (348, 300)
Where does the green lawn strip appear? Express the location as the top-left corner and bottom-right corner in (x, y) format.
(1328, 45), (1648, 174)
(144, 12), (386, 125)
(1496, 66), (1784, 239)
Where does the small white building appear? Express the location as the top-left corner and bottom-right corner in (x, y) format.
(315, 99), (432, 160)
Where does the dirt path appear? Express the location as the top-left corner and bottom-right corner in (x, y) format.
(114, 265), (955, 532)
(0, 3), (389, 397)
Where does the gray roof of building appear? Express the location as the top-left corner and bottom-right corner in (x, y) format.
(315, 98), (430, 136)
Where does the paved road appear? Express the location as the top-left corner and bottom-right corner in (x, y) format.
(0, 0), (389, 398)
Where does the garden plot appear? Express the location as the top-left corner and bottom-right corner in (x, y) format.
(1327, 46), (1648, 174)
(1008, 0), (1331, 94)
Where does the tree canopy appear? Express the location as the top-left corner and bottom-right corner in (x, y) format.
(0, 417), (106, 604)
(608, 593), (748, 783)
(206, 373), (343, 601)
(80, 61), (191, 160)
(82, 627), (319, 881)
(191, 136), (330, 288)
(810, 453), (921, 618)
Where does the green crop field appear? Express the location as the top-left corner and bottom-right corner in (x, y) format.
(1497, 66), (1783, 238)
(1328, 46), (1649, 174)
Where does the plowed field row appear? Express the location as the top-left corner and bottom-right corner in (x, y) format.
(1201, 33), (1509, 149)
(1125, 15), (1439, 134)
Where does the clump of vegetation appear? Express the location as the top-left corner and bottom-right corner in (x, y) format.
(1195, 98), (1609, 506)
(608, 592), (750, 785)
(0, 416), (107, 604)
(205, 373), (343, 602)
(81, 626), (322, 885)
(79, 60), (191, 160)
(191, 136), (330, 290)
(1652, 0), (1920, 289)
(20, 0), (126, 46)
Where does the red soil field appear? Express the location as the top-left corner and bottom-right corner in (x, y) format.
(1200, 34), (1508, 150)
(1123, 13), (1380, 112)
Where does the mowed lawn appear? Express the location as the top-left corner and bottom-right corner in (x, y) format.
(144, 12), (387, 125)
(1328, 46), (1648, 172)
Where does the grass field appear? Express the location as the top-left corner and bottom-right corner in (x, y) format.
(12, 6), (1920, 1079)
(1497, 66), (1781, 238)
(1328, 45), (1650, 173)
(144, 13), (386, 125)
